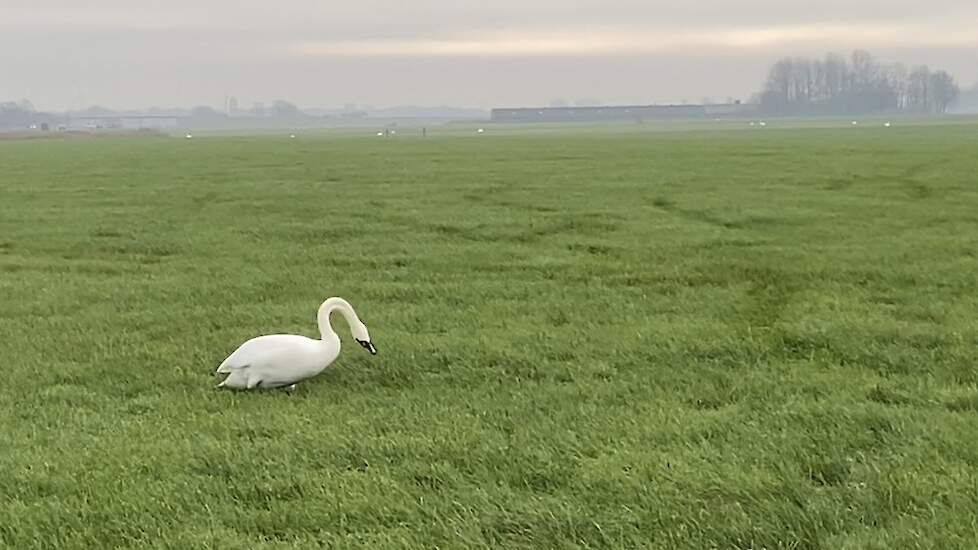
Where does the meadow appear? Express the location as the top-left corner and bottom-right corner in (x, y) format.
(1, 120), (978, 549)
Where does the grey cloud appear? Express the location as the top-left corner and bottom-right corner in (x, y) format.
(6, 0), (978, 35)
(2, 1), (976, 110)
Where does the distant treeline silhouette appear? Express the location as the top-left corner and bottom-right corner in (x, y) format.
(756, 50), (959, 116)
(0, 100), (39, 128)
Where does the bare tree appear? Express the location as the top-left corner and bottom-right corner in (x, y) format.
(758, 51), (958, 116)
(928, 71), (959, 113)
(908, 66), (931, 113)
(768, 58), (793, 101)
(886, 63), (909, 109)
(850, 50), (879, 90)
(822, 53), (848, 105)
(271, 100), (301, 118)
(191, 105), (222, 119)
(792, 57), (814, 105)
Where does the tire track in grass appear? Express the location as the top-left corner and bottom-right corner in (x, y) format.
(650, 196), (791, 231)
(894, 160), (943, 200)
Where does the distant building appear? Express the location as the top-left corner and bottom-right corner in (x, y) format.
(490, 103), (754, 123)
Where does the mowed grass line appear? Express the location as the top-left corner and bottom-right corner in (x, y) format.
(1, 124), (978, 548)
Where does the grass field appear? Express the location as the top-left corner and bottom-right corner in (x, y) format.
(2, 121), (978, 549)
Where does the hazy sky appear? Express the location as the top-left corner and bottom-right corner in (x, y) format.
(2, 0), (976, 110)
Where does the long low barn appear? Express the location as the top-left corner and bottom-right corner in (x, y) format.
(490, 103), (754, 123)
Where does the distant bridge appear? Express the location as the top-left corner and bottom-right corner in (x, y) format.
(67, 113), (189, 129)
(69, 114), (189, 120)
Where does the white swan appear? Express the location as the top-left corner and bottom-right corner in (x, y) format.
(216, 297), (376, 390)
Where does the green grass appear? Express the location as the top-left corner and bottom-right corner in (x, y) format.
(2, 121), (978, 549)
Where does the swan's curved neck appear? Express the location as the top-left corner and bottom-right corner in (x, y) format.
(317, 297), (361, 340)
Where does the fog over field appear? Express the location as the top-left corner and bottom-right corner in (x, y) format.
(1, 0), (976, 110)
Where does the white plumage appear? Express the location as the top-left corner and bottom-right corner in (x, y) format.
(216, 297), (376, 390)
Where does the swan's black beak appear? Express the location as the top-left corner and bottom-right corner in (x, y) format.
(356, 339), (377, 355)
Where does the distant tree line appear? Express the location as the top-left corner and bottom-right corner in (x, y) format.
(757, 50), (959, 116)
(191, 99), (304, 120)
(0, 99), (38, 128)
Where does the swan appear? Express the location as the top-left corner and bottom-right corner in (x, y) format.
(216, 297), (376, 390)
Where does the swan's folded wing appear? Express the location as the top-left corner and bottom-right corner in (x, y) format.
(216, 339), (264, 373)
(215, 335), (314, 373)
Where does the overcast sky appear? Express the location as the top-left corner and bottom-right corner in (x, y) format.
(1, 0), (976, 110)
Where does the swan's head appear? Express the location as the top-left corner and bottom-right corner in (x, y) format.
(352, 323), (376, 355)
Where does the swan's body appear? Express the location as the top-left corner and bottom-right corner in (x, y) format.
(216, 297), (376, 390)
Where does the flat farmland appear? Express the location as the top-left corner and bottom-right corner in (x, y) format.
(1, 122), (977, 548)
